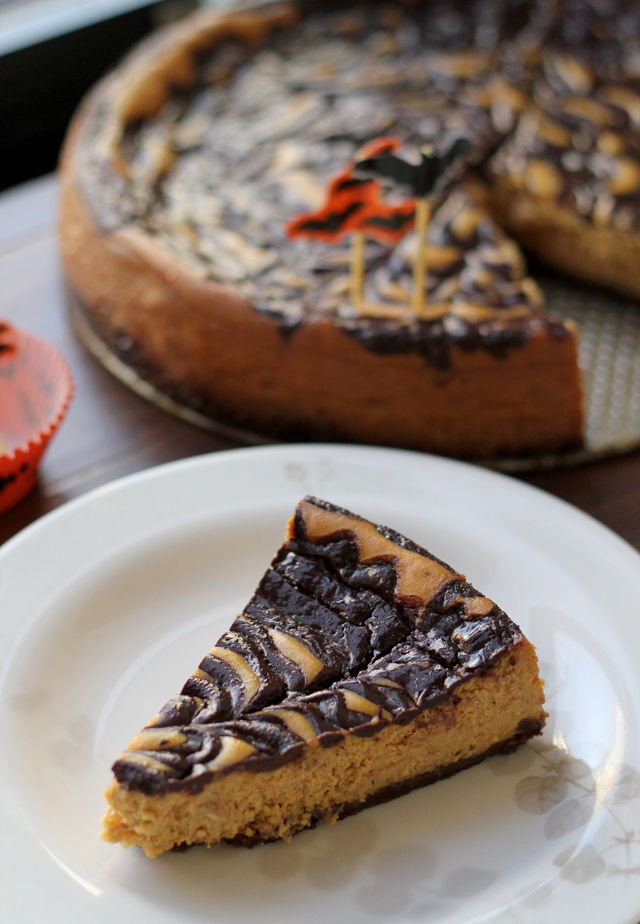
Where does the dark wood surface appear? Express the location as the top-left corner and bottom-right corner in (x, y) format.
(1, 173), (640, 552)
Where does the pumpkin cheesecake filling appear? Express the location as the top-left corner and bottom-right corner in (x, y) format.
(102, 497), (546, 856)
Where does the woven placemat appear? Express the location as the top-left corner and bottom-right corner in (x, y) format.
(547, 276), (640, 456)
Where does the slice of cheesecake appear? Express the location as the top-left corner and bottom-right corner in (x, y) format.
(102, 497), (546, 857)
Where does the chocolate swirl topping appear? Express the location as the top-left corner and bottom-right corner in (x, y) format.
(77, 0), (598, 365)
(112, 497), (523, 795)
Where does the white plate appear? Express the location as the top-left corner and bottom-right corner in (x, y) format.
(1, 444), (640, 924)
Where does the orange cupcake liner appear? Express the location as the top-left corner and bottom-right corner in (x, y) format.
(0, 322), (73, 514)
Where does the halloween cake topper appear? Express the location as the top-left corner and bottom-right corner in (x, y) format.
(353, 136), (473, 198)
(287, 136), (472, 316)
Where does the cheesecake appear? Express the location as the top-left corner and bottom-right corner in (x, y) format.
(487, 0), (640, 299)
(102, 497), (546, 856)
(59, 0), (589, 460)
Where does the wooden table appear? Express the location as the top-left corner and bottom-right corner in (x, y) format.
(2, 173), (640, 552)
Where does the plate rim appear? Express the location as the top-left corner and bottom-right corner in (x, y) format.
(3, 442), (640, 564)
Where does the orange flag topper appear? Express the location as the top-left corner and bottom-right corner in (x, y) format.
(286, 168), (379, 243)
(286, 137), (417, 246)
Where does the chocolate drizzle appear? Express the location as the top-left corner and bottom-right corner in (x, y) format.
(112, 497), (525, 795)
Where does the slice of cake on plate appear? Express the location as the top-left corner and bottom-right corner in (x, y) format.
(102, 497), (546, 857)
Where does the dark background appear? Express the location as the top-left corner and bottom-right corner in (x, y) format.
(0, 0), (198, 191)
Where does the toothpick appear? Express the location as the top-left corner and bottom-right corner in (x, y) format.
(411, 197), (431, 316)
(350, 231), (366, 310)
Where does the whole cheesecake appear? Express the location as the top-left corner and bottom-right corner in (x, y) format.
(60, 0), (640, 459)
(102, 497), (546, 856)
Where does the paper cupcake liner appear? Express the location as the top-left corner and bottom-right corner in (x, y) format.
(0, 323), (73, 514)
